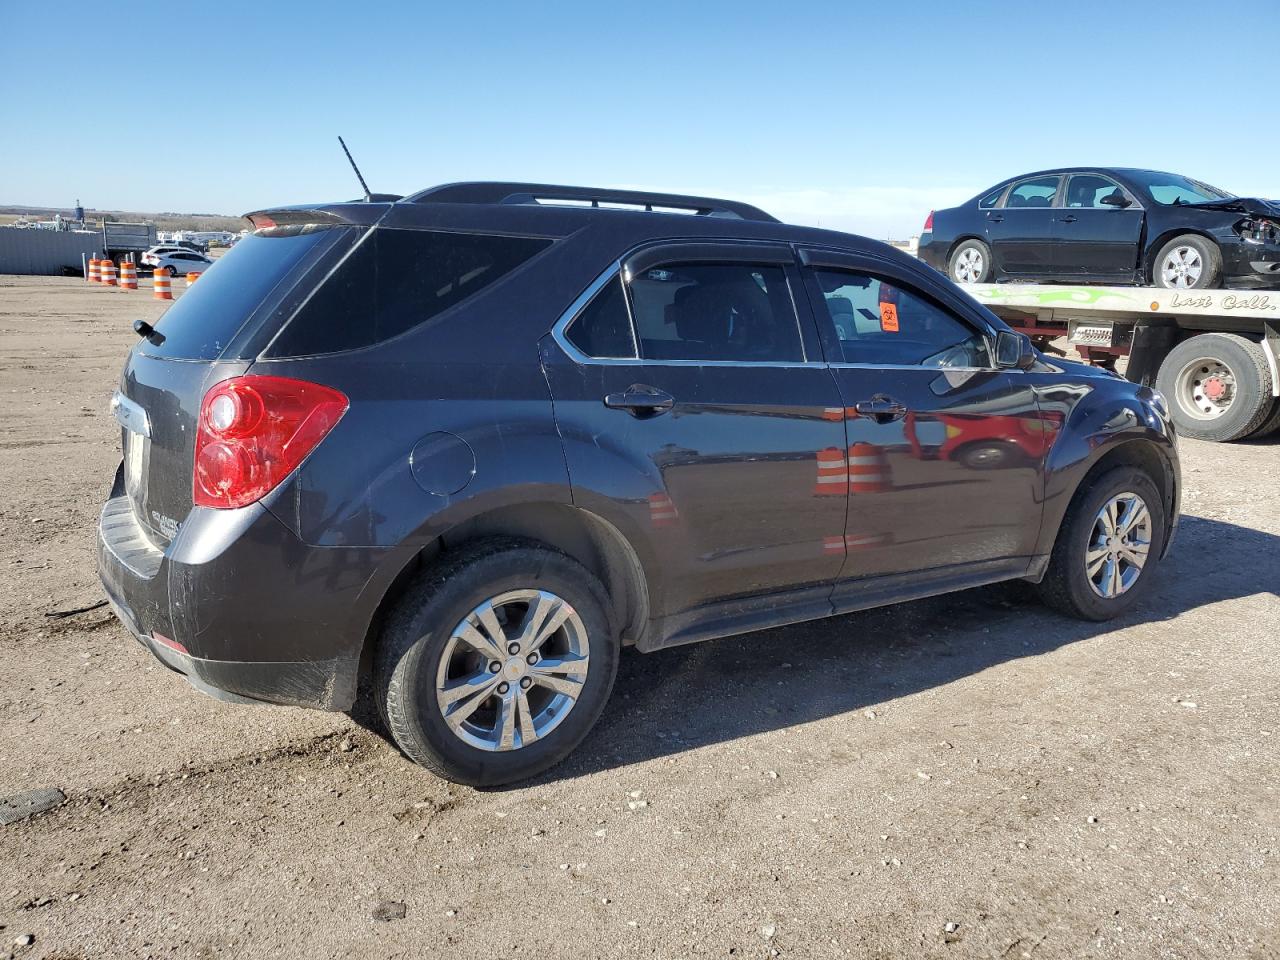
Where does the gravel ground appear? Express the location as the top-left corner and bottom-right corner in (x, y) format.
(0, 275), (1277, 960)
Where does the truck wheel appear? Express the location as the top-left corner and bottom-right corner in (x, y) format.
(948, 239), (992, 284)
(1246, 399), (1280, 439)
(375, 538), (619, 786)
(1036, 466), (1166, 621)
(1152, 234), (1221, 289)
(1155, 333), (1274, 441)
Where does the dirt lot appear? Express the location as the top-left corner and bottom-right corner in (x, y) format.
(0, 274), (1277, 960)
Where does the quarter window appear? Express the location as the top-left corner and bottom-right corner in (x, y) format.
(1005, 176), (1061, 208)
(628, 262), (802, 362)
(979, 187), (1005, 209)
(565, 276), (636, 358)
(813, 269), (991, 368)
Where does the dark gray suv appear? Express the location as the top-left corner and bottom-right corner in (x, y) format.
(98, 183), (1180, 785)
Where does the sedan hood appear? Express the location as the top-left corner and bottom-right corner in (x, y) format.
(1181, 196), (1280, 217)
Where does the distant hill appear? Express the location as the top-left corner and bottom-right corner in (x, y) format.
(0, 205), (245, 232)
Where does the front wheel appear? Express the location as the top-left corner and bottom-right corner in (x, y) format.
(948, 239), (992, 284)
(375, 539), (619, 786)
(1152, 234), (1221, 289)
(1036, 466), (1166, 621)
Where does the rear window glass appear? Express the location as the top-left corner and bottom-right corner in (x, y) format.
(142, 229), (336, 360)
(267, 228), (553, 356)
(565, 276), (635, 358)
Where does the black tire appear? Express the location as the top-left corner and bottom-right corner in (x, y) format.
(165, 265), (179, 277)
(1035, 466), (1166, 621)
(947, 239), (993, 284)
(375, 538), (619, 786)
(1245, 398), (1280, 439)
(1155, 333), (1274, 441)
(1151, 234), (1221, 289)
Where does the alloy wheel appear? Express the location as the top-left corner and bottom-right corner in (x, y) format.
(435, 589), (589, 752)
(953, 247), (984, 283)
(1160, 246), (1203, 288)
(1086, 492), (1152, 599)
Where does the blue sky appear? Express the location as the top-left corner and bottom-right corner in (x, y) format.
(3, 0), (1275, 237)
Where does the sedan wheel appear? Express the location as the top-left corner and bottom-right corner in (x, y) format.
(953, 247), (985, 283)
(1159, 245), (1204, 288)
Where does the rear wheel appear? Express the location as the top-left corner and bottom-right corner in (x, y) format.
(375, 539), (619, 786)
(1152, 234), (1221, 289)
(1246, 398), (1280, 439)
(1036, 466), (1165, 621)
(1155, 333), (1274, 441)
(948, 239), (992, 284)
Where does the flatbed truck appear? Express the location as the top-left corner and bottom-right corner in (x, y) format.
(966, 284), (1280, 442)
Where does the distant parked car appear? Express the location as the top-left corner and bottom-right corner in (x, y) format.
(152, 250), (213, 276)
(919, 168), (1280, 290)
(142, 243), (204, 266)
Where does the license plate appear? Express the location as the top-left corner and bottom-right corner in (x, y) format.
(1069, 321), (1116, 346)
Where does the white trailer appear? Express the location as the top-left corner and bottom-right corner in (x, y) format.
(965, 284), (1280, 442)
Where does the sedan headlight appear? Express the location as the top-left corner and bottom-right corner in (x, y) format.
(1236, 217), (1280, 245)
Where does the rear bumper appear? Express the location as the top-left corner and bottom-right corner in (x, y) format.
(97, 472), (391, 711)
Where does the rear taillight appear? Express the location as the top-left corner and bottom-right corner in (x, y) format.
(923, 210), (934, 232)
(193, 375), (348, 509)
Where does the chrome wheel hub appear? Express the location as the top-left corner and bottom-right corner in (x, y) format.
(954, 248), (984, 283)
(1160, 246), (1203, 288)
(1086, 492), (1152, 599)
(1174, 358), (1235, 420)
(435, 589), (589, 752)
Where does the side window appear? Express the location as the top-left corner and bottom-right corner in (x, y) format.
(1066, 174), (1126, 208)
(565, 276), (636, 358)
(978, 187), (1005, 209)
(1005, 176), (1061, 209)
(269, 228), (552, 356)
(628, 262), (802, 362)
(813, 269), (991, 368)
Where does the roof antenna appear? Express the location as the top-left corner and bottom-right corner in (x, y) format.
(338, 135), (373, 202)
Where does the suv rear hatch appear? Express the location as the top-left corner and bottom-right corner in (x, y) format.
(114, 214), (367, 546)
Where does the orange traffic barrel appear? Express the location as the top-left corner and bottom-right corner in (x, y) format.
(153, 270), (172, 300)
(87, 258), (100, 283)
(813, 446), (848, 496)
(186, 272), (200, 285)
(847, 442), (889, 494)
(100, 259), (118, 287)
(119, 261), (138, 291)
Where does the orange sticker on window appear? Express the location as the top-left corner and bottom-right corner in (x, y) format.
(879, 301), (899, 332)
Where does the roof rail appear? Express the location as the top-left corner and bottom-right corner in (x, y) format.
(405, 182), (778, 223)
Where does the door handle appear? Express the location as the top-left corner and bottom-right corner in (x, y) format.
(987, 214), (1004, 223)
(604, 385), (675, 417)
(1059, 214), (1078, 223)
(854, 396), (907, 423)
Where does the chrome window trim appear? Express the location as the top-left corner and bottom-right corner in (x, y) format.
(555, 249), (819, 368)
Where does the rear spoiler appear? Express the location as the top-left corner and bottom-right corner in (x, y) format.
(242, 199), (401, 231)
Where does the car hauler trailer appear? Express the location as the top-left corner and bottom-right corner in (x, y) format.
(967, 284), (1280, 442)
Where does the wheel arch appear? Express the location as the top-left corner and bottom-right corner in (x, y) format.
(1143, 229), (1221, 284)
(354, 501), (652, 682)
(1035, 433), (1178, 576)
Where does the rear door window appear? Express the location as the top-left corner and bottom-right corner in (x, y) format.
(1004, 176), (1061, 208)
(627, 262), (803, 362)
(268, 228), (552, 356)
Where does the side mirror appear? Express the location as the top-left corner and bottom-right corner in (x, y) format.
(1100, 190), (1131, 208)
(995, 330), (1035, 370)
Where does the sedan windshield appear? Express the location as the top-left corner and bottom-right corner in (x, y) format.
(1128, 171), (1234, 206)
